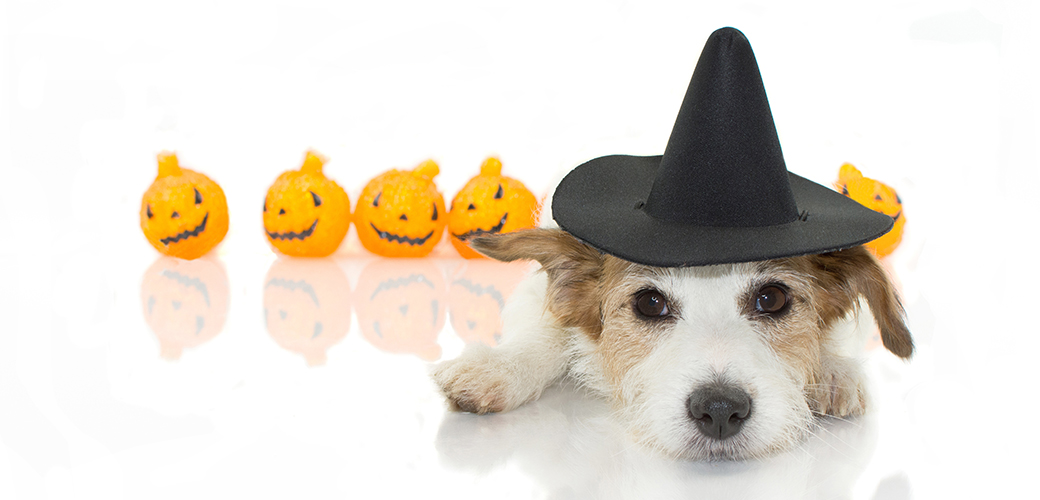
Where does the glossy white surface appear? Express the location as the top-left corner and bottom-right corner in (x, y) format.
(2, 1), (1037, 498)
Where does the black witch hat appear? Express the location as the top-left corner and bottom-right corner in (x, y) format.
(551, 27), (893, 267)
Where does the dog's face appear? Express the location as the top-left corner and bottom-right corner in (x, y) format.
(472, 229), (912, 460)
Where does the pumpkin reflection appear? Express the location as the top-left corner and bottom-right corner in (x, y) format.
(140, 256), (229, 359)
(354, 260), (446, 361)
(448, 260), (530, 347)
(263, 258), (351, 366)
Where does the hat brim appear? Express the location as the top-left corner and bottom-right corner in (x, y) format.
(552, 155), (894, 267)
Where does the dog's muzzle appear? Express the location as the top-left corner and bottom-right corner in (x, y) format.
(687, 384), (752, 440)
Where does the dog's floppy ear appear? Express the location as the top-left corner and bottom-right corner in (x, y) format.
(809, 246), (914, 358)
(471, 229), (604, 338)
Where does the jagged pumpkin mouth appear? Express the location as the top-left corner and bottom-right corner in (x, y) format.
(369, 223), (435, 246)
(267, 219), (319, 241)
(452, 213), (508, 242)
(161, 213), (209, 246)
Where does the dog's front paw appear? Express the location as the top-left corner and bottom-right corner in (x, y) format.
(809, 357), (869, 418)
(431, 345), (537, 414)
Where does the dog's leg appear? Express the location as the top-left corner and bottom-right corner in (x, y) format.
(808, 301), (873, 417)
(809, 353), (869, 417)
(432, 273), (571, 414)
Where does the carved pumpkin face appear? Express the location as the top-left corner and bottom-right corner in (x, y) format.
(140, 256), (229, 360)
(448, 260), (530, 347)
(263, 258), (351, 366)
(141, 152), (229, 260)
(264, 151), (351, 257)
(354, 160), (447, 258)
(354, 260), (446, 361)
(448, 157), (540, 259)
(836, 163), (905, 258)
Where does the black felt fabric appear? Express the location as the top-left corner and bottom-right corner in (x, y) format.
(550, 27), (894, 267)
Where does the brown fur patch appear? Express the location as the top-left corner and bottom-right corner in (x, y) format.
(778, 246), (914, 358)
(754, 249), (913, 416)
(594, 259), (672, 391)
(743, 262), (825, 388)
(472, 229), (605, 338)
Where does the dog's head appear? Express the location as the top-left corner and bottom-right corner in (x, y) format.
(472, 228), (912, 459)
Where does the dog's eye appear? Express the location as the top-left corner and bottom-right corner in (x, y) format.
(635, 289), (669, 318)
(755, 285), (788, 314)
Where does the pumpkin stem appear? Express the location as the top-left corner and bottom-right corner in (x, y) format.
(157, 151), (183, 178)
(413, 159), (440, 180)
(838, 162), (862, 182)
(480, 157), (503, 177)
(301, 150), (327, 174)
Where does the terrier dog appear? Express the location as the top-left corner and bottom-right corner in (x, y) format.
(432, 228), (912, 460)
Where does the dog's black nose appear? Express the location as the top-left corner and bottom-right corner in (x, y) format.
(687, 385), (752, 440)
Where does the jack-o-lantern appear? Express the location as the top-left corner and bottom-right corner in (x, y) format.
(354, 160), (447, 258)
(836, 163), (905, 258)
(141, 152), (229, 260)
(263, 150), (351, 257)
(448, 260), (531, 346)
(449, 157), (540, 259)
(263, 258), (351, 366)
(140, 256), (229, 360)
(354, 259), (446, 361)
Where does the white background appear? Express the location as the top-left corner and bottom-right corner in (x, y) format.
(1, 0), (1038, 498)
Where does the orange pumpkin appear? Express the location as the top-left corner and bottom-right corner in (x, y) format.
(263, 258), (351, 366)
(354, 259), (446, 361)
(448, 260), (531, 346)
(836, 163), (905, 258)
(264, 150), (350, 257)
(141, 152), (229, 260)
(354, 160), (447, 258)
(448, 157), (540, 259)
(140, 256), (229, 360)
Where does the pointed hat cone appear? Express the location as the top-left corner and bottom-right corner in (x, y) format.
(550, 27), (893, 267)
(646, 27), (796, 226)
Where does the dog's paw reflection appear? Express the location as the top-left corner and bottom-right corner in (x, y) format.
(435, 380), (602, 472)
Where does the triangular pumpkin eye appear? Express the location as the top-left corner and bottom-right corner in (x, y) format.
(194, 188), (203, 205)
(494, 184), (504, 200)
(373, 192), (381, 208)
(147, 205), (154, 218)
(311, 191), (322, 207)
(431, 203), (439, 221)
(263, 197), (268, 212)
(874, 194), (882, 201)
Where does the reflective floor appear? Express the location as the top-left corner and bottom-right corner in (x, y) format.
(2, 228), (1020, 499)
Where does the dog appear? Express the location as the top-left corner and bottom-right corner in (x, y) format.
(431, 226), (913, 460)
